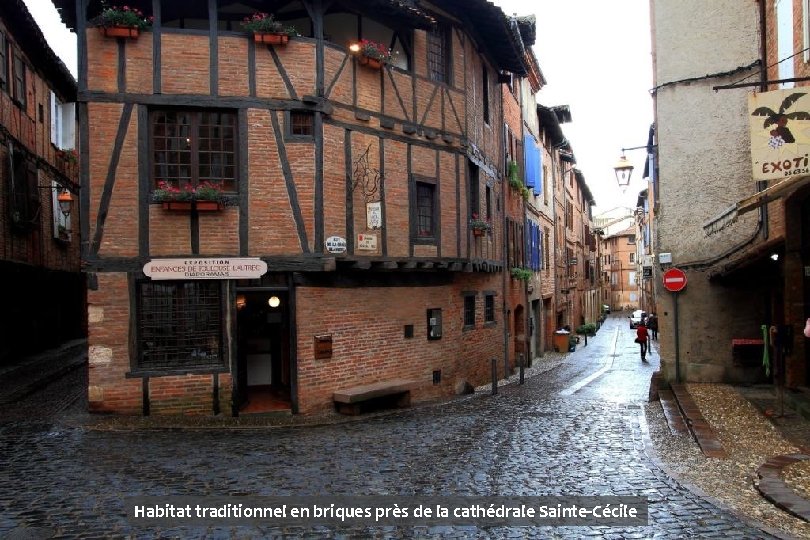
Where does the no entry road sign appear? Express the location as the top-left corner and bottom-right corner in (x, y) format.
(662, 267), (687, 292)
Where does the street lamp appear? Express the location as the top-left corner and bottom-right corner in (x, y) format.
(613, 153), (634, 189)
(56, 188), (73, 217)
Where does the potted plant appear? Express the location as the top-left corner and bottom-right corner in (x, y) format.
(469, 212), (491, 237)
(508, 160), (523, 190)
(152, 180), (225, 211)
(351, 39), (392, 69)
(241, 12), (298, 45)
(510, 267), (532, 281)
(91, 4), (152, 39)
(57, 148), (78, 165)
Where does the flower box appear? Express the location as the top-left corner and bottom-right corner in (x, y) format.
(472, 228), (485, 237)
(254, 32), (289, 45)
(162, 201), (224, 212)
(101, 25), (140, 39)
(358, 55), (383, 70)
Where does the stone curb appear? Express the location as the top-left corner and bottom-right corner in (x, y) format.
(639, 406), (795, 540)
(756, 454), (810, 522)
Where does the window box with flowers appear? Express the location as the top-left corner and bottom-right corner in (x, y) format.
(91, 4), (152, 39)
(241, 12), (298, 45)
(350, 39), (392, 70)
(469, 213), (491, 237)
(152, 181), (226, 212)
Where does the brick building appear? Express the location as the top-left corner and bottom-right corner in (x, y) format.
(650, 0), (802, 385)
(53, 0), (536, 415)
(0, 0), (82, 365)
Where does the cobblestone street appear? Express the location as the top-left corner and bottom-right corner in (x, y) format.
(0, 315), (786, 538)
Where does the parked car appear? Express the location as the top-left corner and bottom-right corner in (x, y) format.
(629, 310), (647, 329)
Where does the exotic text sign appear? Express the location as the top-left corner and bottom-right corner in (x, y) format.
(144, 258), (268, 280)
(749, 89), (810, 181)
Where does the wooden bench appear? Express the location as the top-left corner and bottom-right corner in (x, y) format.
(333, 379), (418, 415)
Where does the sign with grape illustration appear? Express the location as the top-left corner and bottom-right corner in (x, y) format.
(749, 89), (810, 181)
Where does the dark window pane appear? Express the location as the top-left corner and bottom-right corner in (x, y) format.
(428, 26), (447, 83)
(464, 295), (475, 327)
(416, 182), (434, 237)
(137, 281), (224, 370)
(485, 295), (494, 322)
(291, 111), (314, 136)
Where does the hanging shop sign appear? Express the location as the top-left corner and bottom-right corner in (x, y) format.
(144, 257), (268, 280)
(749, 89), (810, 181)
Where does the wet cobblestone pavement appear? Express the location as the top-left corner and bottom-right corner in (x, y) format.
(0, 316), (786, 538)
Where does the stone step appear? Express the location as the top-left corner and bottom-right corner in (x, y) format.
(658, 389), (689, 435)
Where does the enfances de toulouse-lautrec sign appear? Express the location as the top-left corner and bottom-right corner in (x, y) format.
(144, 258), (268, 280)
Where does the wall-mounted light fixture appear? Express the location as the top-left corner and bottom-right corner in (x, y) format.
(613, 153), (634, 189)
(771, 253), (779, 261)
(56, 188), (73, 217)
(268, 296), (281, 308)
(236, 294), (247, 310)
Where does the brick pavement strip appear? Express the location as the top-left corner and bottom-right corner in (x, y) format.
(0, 317), (786, 539)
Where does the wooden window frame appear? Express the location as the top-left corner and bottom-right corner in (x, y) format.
(410, 173), (438, 245)
(150, 109), (238, 194)
(286, 110), (314, 142)
(463, 293), (476, 329)
(427, 24), (452, 84)
(484, 293), (495, 324)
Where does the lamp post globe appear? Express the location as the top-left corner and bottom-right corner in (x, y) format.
(57, 189), (73, 217)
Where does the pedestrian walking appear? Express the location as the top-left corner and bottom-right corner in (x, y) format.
(635, 320), (649, 362)
(647, 313), (658, 340)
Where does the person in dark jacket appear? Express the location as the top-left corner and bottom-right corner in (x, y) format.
(647, 313), (658, 340)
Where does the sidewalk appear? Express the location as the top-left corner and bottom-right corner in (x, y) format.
(0, 339), (86, 406)
(646, 382), (810, 539)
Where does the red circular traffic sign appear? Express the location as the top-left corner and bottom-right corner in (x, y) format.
(662, 267), (687, 292)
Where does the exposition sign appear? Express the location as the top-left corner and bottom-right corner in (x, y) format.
(144, 258), (267, 280)
(749, 89), (810, 181)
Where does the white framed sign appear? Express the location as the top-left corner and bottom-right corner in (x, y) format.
(325, 236), (347, 254)
(357, 233), (378, 251)
(366, 201), (382, 229)
(144, 258), (267, 280)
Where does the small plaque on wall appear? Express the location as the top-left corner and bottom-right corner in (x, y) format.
(314, 334), (333, 359)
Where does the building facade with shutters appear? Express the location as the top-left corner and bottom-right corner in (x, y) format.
(54, 0), (535, 415)
(0, 0), (82, 366)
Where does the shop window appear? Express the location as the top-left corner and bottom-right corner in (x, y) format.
(427, 308), (442, 340)
(136, 281), (225, 372)
(151, 109), (237, 193)
(463, 294), (476, 328)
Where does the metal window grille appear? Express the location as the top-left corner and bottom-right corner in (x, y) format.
(427, 26), (446, 83)
(290, 111), (314, 136)
(152, 110), (236, 192)
(137, 281), (224, 371)
(416, 182), (434, 237)
(463, 295), (475, 327)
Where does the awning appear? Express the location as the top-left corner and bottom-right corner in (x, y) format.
(703, 174), (810, 235)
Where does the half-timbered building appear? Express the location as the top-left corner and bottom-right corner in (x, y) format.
(53, 0), (529, 415)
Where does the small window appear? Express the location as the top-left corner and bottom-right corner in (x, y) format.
(12, 50), (25, 108)
(485, 294), (495, 323)
(289, 110), (314, 138)
(628, 235), (636, 244)
(0, 35), (7, 90)
(629, 253), (635, 263)
(427, 308), (442, 340)
(485, 185), (492, 220)
(412, 177), (437, 240)
(463, 294), (476, 328)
